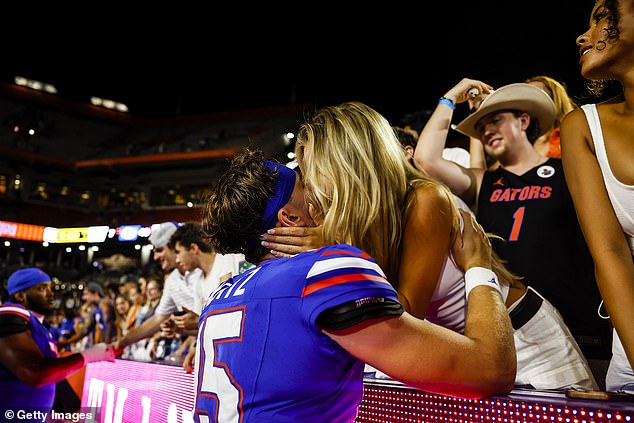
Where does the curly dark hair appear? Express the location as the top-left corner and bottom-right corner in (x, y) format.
(202, 148), (279, 264)
(586, 0), (623, 96)
(167, 221), (213, 253)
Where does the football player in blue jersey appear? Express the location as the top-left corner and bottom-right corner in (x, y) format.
(193, 148), (515, 423)
(0, 268), (115, 418)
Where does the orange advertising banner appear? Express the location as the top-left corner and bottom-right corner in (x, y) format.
(0, 220), (46, 241)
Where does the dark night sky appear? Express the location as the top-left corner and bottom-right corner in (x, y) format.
(2, 2), (611, 125)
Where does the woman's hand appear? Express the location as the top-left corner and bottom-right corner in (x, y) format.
(260, 226), (325, 257)
(451, 209), (492, 271)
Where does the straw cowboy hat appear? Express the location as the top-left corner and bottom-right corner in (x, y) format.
(454, 83), (556, 139)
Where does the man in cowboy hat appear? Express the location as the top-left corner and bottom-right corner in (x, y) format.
(414, 78), (612, 374)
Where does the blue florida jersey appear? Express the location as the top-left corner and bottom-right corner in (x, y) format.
(193, 244), (400, 423)
(0, 302), (59, 411)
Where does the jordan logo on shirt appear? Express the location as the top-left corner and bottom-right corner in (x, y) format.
(493, 177), (505, 187)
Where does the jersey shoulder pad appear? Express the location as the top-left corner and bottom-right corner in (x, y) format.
(0, 307), (30, 337)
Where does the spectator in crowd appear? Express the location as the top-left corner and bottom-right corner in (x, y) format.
(398, 110), (471, 167)
(262, 101), (596, 390)
(194, 148), (515, 421)
(44, 308), (65, 344)
(469, 75), (578, 170)
(393, 126), (418, 160)
(69, 303), (90, 352)
(413, 79), (612, 365)
(560, 0), (634, 393)
(398, 108), (431, 139)
(58, 282), (113, 349)
(114, 222), (196, 355)
(57, 307), (78, 352)
(162, 221), (254, 370)
(124, 281), (144, 333)
(525, 75), (578, 159)
(135, 277), (163, 328)
(120, 278), (163, 361)
(0, 268), (114, 417)
(137, 275), (148, 298)
(105, 281), (120, 304)
(113, 294), (132, 340)
(99, 293), (116, 344)
(118, 275), (140, 298)
(164, 222), (253, 334)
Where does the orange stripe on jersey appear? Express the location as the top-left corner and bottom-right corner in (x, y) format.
(320, 249), (371, 259)
(302, 273), (389, 297)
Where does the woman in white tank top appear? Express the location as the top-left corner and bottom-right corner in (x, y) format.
(560, 0), (634, 393)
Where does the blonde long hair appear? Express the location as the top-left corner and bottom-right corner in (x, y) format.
(525, 75), (577, 127)
(296, 101), (520, 288)
(295, 101), (457, 282)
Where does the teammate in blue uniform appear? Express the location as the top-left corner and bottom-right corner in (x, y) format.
(193, 149), (516, 422)
(0, 268), (115, 418)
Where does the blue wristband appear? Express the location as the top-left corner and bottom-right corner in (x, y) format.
(438, 96), (455, 110)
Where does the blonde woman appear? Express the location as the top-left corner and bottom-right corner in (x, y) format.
(525, 75), (578, 159)
(262, 101), (597, 390)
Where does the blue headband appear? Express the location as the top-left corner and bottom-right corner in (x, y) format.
(261, 160), (297, 233)
(8, 268), (51, 295)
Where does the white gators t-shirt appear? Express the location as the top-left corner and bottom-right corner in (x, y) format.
(192, 253), (255, 315)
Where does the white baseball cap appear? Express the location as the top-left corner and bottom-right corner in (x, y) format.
(148, 222), (179, 248)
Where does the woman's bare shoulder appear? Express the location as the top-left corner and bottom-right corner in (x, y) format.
(409, 183), (454, 227)
(411, 182), (452, 209)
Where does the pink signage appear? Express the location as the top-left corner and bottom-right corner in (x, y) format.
(81, 360), (195, 423)
(81, 359), (634, 423)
